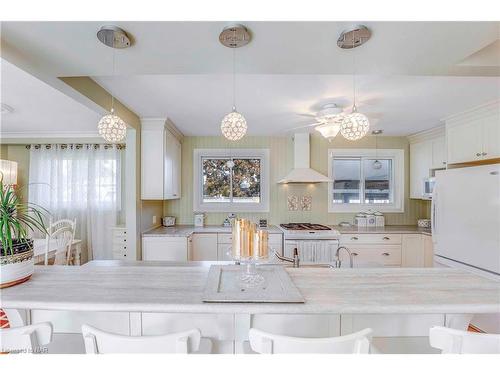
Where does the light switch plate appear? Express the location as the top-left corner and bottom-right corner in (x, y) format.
(152, 215), (157, 224)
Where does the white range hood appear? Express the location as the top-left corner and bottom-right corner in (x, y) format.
(278, 133), (330, 184)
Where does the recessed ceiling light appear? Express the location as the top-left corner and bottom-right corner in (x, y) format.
(1, 103), (14, 114)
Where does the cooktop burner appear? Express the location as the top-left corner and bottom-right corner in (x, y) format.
(280, 223), (332, 231)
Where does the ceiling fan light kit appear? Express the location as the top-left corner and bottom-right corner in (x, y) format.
(96, 25), (130, 143)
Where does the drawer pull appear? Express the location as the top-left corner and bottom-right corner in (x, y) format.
(351, 237), (359, 240)
(382, 252), (390, 256)
(352, 252), (359, 256)
(382, 237), (390, 240)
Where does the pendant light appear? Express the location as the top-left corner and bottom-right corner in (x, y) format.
(219, 24), (250, 141)
(96, 26), (130, 143)
(339, 26), (371, 141)
(372, 130), (383, 170)
(314, 104), (344, 142)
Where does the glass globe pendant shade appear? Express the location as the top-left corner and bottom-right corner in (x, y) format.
(221, 109), (247, 141)
(98, 110), (127, 143)
(315, 123), (341, 142)
(372, 160), (382, 170)
(340, 108), (370, 141)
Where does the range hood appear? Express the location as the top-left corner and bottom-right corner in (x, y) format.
(278, 133), (331, 184)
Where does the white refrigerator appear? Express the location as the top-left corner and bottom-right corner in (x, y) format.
(432, 164), (500, 276)
(432, 164), (500, 333)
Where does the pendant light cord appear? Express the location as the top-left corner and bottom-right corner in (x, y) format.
(111, 46), (115, 113)
(352, 30), (357, 111)
(232, 34), (236, 112)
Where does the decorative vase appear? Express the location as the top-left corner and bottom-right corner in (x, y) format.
(0, 239), (34, 288)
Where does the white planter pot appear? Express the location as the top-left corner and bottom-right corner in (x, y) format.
(0, 248), (34, 288)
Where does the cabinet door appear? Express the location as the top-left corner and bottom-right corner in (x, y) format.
(217, 243), (233, 261)
(190, 233), (218, 261)
(402, 234), (424, 267)
(431, 136), (447, 169)
(481, 114), (500, 160)
(141, 129), (164, 199)
(172, 135), (181, 198)
(163, 131), (175, 199)
(447, 120), (483, 164)
(410, 141), (432, 199)
(142, 237), (187, 261)
(423, 235), (434, 267)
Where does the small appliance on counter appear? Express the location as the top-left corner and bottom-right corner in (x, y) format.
(194, 213), (205, 227)
(162, 216), (176, 227)
(354, 213), (367, 227)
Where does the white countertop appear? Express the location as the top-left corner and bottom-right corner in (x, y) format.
(2, 262), (498, 314)
(142, 224), (431, 237)
(142, 224), (284, 237)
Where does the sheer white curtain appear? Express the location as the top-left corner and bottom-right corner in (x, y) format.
(28, 144), (123, 261)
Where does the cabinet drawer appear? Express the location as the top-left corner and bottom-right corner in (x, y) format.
(142, 237), (188, 261)
(340, 233), (402, 245)
(340, 245), (402, 266)
(217, 233), (233, 244)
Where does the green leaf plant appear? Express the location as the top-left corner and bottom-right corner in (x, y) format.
(0, 176), (49, 257)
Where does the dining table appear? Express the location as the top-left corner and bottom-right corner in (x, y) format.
(32, 238), (83, 265)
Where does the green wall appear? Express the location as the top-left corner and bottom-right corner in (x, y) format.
(164, 133), (430, 226)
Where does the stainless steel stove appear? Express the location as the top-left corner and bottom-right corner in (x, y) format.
(279, 223), (341, 240)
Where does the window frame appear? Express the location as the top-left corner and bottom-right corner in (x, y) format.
(193, 148), (270, 212)
(328, 148), (404, 213)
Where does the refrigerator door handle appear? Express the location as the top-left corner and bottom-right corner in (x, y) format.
(431, 181), (438, 237)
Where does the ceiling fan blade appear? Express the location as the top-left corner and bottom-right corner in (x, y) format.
(287, 123), (322, 131)
(295, 113), (317, 118)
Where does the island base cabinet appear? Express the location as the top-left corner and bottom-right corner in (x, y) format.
(141, 313), (234, 354)
(341, 314), (445, 354)
(142, 237), (188, 261)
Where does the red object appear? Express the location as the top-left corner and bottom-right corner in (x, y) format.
(0, 309), (10, 329)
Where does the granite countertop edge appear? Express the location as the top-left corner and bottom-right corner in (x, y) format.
(142, 224), (432, 237)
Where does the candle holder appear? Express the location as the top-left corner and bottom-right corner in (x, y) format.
(232, 253), (269, 289)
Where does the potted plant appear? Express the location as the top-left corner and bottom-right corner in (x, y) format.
(0, 178), (48, 288)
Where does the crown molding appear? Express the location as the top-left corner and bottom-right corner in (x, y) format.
(407, 125), (445, 144)
(0, 131), (103, 144)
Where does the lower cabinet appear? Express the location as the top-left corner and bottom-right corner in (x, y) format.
(339, 233), (431, 268)
(189, 233), (218, 261)
(142, 236), (189, 261)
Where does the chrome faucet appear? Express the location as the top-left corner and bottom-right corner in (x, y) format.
(335, 246), (354, 268)
(274, 248), (300, 268)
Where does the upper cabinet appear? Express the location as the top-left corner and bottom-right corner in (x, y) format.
(141, 119), (182, 200)
(446, 102), (500, 164)
(409, 127), (445, 200)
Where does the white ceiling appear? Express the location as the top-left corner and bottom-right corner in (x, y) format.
(1, 21), (499, 136)
(0, 59), (100, 136)
(94, 74), (499, 136)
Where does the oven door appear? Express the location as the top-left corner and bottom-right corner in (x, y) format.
(284, 240), (339, 263)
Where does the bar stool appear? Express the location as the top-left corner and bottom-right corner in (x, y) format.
(81, 324), (202, 354)
(248, 328), (373, 354)
(0, 322), (53, 354)
(430, 326), (500, 354)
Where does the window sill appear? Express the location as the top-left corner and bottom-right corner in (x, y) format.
(328, 204), (404, 213)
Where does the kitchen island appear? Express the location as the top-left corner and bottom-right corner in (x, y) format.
(2, 262), (499, 353)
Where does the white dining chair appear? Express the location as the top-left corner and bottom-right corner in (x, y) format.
(248, 328), (373, 354)
(81, 324), (202, 354)
(429, 326), (500, 354)
(0, 322), (53, 354)
(44, 218), (76, 265)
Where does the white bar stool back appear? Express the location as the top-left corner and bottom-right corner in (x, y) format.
(249, 328), (372, 354)
(0, 322), (53, 353)
(81, 324), (201, 354)
(430, 326), (500, 354)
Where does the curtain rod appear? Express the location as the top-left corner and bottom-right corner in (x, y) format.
(26, 144), (126, 150)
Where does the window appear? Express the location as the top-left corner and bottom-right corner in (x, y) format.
(194, 149), (269, 212)
(328, 149), (404, 212)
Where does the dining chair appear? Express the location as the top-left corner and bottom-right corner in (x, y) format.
(429, 326), (500, 354)
(44, 218), (76, 265)
(81, 324), (202, 354)
(0, 322), (53, 354)
(248, 328), (373, 354)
